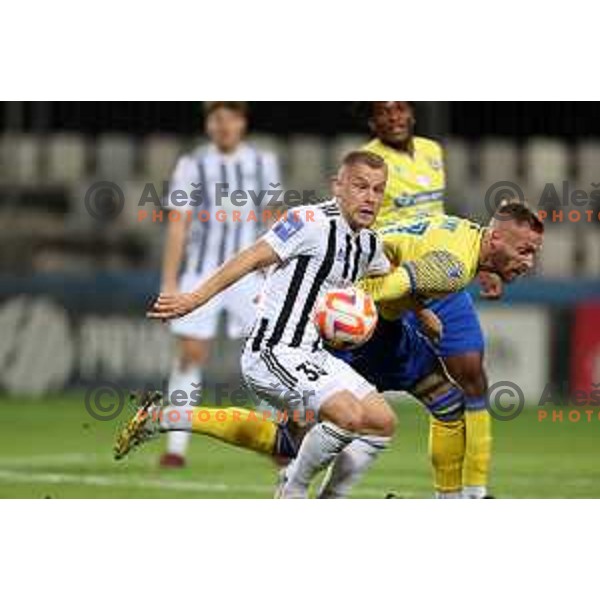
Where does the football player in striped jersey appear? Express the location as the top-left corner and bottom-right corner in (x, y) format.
(122, 151), (400, 499)
(160, 101), (280, 468)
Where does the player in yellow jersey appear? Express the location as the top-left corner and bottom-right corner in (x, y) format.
(359, 101), (504, 498)
(363, 114), (445, 223)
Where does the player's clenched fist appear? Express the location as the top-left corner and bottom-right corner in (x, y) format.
(478, 271), (504, 300)
(147, 292), (199, 320)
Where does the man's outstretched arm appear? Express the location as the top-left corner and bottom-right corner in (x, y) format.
(360, 249), (470, 303)
(148, 240), (280, 320)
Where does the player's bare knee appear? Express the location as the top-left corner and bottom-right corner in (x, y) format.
(320, 394), (365, 433)
(374, 405), (397, 437)
(361, 393), (397, 437)
(334, 404), (365, 433)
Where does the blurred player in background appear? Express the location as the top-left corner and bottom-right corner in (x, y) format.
(360, 101), (500, 498)
(160, 101), (280, 468)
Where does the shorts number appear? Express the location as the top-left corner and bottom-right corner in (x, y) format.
(296, 361), (328, 382)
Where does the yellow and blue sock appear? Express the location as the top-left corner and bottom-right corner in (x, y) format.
(429, 416), (465, 498)
(462, 396), (492, 499)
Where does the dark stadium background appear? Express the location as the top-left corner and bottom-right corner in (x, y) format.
(0, 101), (599, 498)
(4, 101), (600, 137)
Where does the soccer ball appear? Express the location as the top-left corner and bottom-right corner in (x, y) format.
(314, 287), (378, 350)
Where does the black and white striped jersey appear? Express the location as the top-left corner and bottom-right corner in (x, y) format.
(165, 142), (280, 278)
(250, 200), (390, 352)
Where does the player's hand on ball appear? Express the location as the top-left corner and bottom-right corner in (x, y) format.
(414, 306), (443, 344)
(147, 292), (198, 320)
(479, 271), (504, 300)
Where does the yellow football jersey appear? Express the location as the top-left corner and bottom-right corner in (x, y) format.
(378, 214), (483, 278)
(360, 214), (484, 318)
(363, 136), (446, 226)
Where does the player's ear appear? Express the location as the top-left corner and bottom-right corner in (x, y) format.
(489, 228), (504, 249)
(331, 175), (341, 197)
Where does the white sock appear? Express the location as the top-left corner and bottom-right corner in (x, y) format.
(281, 422), (356, 498)
(462, 486), (487, 499)
(318, 435), (390, 499)
(436, 491), (463, 499)
(165, 363), (202, 457)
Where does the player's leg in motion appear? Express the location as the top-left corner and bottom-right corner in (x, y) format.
(114, 393), (302, 462)
(157, 403), (291, 456)
(282, 390), (396, 498)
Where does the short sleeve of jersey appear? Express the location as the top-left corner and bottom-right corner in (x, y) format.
(366, 234), (391, 276)
(262, 209), (321, 262)
(164, 155), (201, 213)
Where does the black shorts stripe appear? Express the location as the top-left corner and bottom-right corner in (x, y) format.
(267, 255), (311, 347)
(251, 318), (269, 352)
(290, 220), (337, 348)
(262, 349), (297, 389)
(262, 353), (295, 390)
(266, 348), (299, 385)
(350, 235), (363, 282)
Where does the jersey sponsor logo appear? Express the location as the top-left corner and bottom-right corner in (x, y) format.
(273, 211), (304, 242)
(393, 190), (445, 208)
(379, 221), (431, 237)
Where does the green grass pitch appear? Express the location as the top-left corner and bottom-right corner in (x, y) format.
(0, 394), (599, 498)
